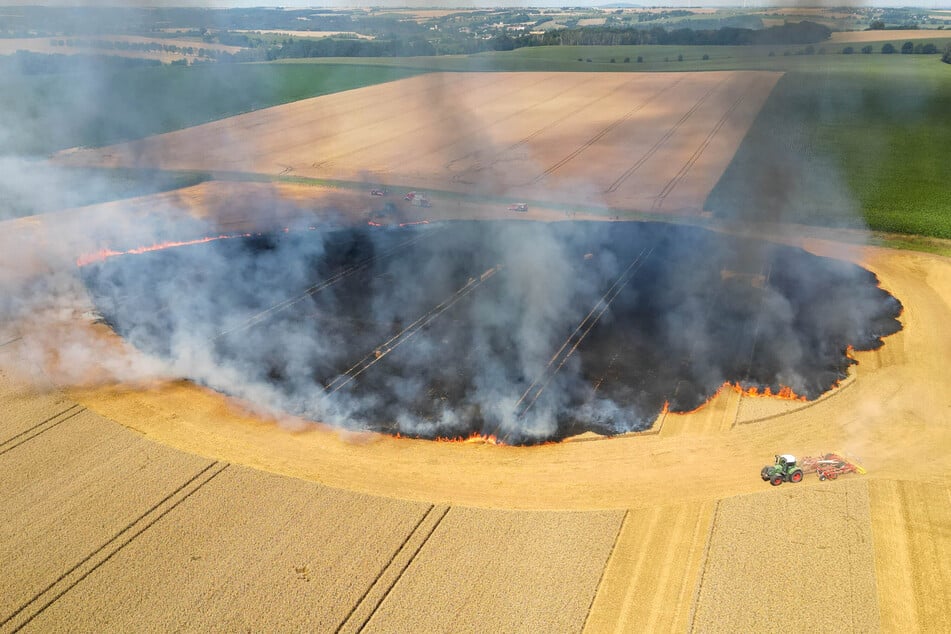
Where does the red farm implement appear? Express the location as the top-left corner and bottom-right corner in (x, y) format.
(799, 452), (867, 481)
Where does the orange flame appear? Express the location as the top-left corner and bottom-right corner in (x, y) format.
(673, 380), (809, 416)
(392, 431), (505, 445)
(76, 233), (251, 267)
(730, 383), (807, 401)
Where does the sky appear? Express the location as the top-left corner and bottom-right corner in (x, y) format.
(2, 1), (949, 9)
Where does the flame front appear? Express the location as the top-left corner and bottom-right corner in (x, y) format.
(731, 383), (807, 401)
(674, 380), (809, 416)
(76, 234), (252, 267)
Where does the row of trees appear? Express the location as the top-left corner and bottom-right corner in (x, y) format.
(533, 21), (831, 48)
(881, 41), (942, 54)
(48, 38), (217, 58)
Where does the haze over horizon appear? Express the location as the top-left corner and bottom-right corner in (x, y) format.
(1, 1), (949, 10)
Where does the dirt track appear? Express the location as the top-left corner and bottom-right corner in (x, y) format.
(55, 71), (780, 215)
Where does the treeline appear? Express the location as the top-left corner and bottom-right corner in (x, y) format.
(220, 20), (834, 61)
(534, 21), (831, 47)
(48, 38), (217, 58)
(1, 50), (160, 75)
(270, 36), (435, 59)
(843, 42), (943, 55)
(215, 36), (438, 62)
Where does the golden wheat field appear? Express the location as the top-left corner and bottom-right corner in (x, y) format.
(55, 71), (780, 215)
(3, 69), (950, 631)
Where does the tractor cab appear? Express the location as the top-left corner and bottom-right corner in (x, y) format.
(776, 454), (797, 469)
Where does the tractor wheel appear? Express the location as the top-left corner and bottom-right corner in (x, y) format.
(770, 474), (784, 486)
(828, 471), (838, 480)
(819, 474), (827, 481)
(790, 470), (804, 483)
(761, 467), (771, 481)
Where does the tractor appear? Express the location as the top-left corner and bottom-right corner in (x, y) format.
(760, 454), (805, 486)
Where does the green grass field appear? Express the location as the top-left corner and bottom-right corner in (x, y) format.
(0, 63), (424, 156)
(705, 55), (951, 238)
(276, 40), (951, 73)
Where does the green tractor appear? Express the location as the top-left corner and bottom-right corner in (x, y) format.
(761, 454), (805, 486)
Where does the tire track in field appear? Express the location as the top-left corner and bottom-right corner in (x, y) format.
(513, 246), (654, 422)
(310, 73), (521, 170)
(215, 227), (444, 340)
(301, 73), (492, 168)
(1, 461), (229, 633)
(529, 76), (686, 185)
(445, 74), (613, 182)
(604, 75), (729, 194)
(325, 265), (501, 394)
(0, 405), (86, 457)
(174, 74), (473, 165)
(368, 72), (563, 173)
(650, 88), (748, 212)
(334, 505), (450, 634)
(687, 500), (720, 634)
(444, 74), (601, 168)
(581, 510), (630, 631)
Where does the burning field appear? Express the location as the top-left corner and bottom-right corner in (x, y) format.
(2, 59), (949, 632)
(79, 219), (900, 444)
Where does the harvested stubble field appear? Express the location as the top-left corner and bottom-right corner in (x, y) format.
(56, 71), (780, 215)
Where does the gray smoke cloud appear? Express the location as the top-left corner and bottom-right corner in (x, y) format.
(1, 4), (902, 445)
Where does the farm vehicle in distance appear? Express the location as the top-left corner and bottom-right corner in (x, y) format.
(761, 454), (804, 486)
(761, 452), (866, 486)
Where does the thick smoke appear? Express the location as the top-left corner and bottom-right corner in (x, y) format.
(75, 220), (901, 444)
(1, 5), (903, 444)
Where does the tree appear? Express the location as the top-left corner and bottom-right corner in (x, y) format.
(842, 46), (854, 54)
(882, 43), (896, 54)
(702, 53), (709, 60)
(677, 53), (683, 61)
(944, 44), (951, 64)
(636, 55), (643, 63)
(869, 20), (885, 30)
(901, 41), (914, 54)
(861, 45), (873, 54)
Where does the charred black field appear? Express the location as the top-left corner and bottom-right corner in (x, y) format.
(81, 220), (902, 444)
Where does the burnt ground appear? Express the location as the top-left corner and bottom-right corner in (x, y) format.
(81, 220), (902, 444)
